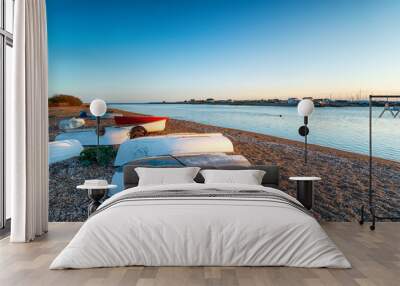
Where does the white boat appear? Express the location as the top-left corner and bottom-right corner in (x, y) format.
(109, 153), (249, 197)
(114, 133), (234, 166)
(56, 126), (132, 146)
(49, 139), (83, 164)
(128, 153), (250, 168)
(87, 112), (124, 119)
(55, 120), (166, 146)
(139, 119), (167, 133)
(170, 153), (250, 167)
(58, 117), (85, 130)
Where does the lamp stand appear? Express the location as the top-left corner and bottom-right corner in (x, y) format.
(304, 116), (308, 165)
(96, 116), (100, 163)
(298, 116), (310, 174)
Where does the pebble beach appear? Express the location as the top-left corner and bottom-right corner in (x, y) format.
(49, 106), (400, 222)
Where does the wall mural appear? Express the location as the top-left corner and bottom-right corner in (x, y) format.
(47, 0), (400, 222)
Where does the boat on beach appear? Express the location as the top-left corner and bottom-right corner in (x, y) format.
(114, 115), (168, 133)
(134, 119), (167, 133)
(49, 139), (83, 164)
(56, 126), (134, 146)
(58, 117), (85, 130)
(125, 153), (250, 168)
(55, 119), (168, 146)
(114, 133), (235, 166)
(114, 115), (168, 125)
(109, 153), (250, 196)
(55, 114), (168, 145)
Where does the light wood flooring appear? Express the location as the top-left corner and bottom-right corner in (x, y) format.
(0, 222), (399, 286)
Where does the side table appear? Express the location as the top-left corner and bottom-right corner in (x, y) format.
(77, 184), (117, 217)
(289, 177), (321, 210)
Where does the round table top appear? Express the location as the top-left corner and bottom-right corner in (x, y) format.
(77, 185), (117, 190)
(289, 176), (321, 181)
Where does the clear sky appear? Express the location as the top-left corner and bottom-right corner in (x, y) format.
(47, 0), (400, 103)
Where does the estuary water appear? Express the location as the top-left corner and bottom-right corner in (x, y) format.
(111, 103), (400, 162)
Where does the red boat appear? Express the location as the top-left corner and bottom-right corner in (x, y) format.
(114, 115), (168, 125)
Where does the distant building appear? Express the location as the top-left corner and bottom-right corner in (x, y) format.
(331, 100), (351, 107)
(317, 98), (332, 106)
(353, 100), (369, 106)
(287, 98), (300, 105)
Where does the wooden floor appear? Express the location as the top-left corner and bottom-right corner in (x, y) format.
(0, 222), (399, 286)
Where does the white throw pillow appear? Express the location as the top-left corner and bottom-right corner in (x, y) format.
(135, 167), (201, 186)
(200, 169), (266, 185)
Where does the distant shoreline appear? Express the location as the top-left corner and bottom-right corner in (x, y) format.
(109, 101), (397, 108)
(148, 102), (363, 107)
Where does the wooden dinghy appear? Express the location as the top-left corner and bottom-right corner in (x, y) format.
(114, 115), (168, 125)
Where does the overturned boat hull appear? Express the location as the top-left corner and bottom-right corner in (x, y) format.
(55, 120), (167, 146)
(49, 139), (83, 164)
(114, 133), (235, 166)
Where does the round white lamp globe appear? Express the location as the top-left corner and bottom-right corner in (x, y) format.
(90, 99), (107, 117)
(297, 99), (315, 117)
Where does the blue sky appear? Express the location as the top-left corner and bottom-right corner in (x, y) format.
(47, 0), (400, 102)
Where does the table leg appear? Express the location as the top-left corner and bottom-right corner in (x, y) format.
(296, 181), (314, 210)
(87, 189), (107, 216)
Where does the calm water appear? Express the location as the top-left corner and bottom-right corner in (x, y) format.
(111, 103), (400, 162)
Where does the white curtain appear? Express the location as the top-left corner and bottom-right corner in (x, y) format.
(9, 0), (49, 242)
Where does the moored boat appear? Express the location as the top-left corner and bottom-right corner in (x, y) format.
(114, 115), (168, 125)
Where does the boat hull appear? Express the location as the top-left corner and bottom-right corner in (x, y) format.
(59, 118), (85, 130)
(49, 139), (83, 164)
(114, 116), (168, 125)
(55, 120), (167, 146)
(114, 133), (234, 166)
(139, 119), (167, 133)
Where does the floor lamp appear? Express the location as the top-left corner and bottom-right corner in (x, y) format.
(90, 99), (107, 162)
(297, 99), (315, 165)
